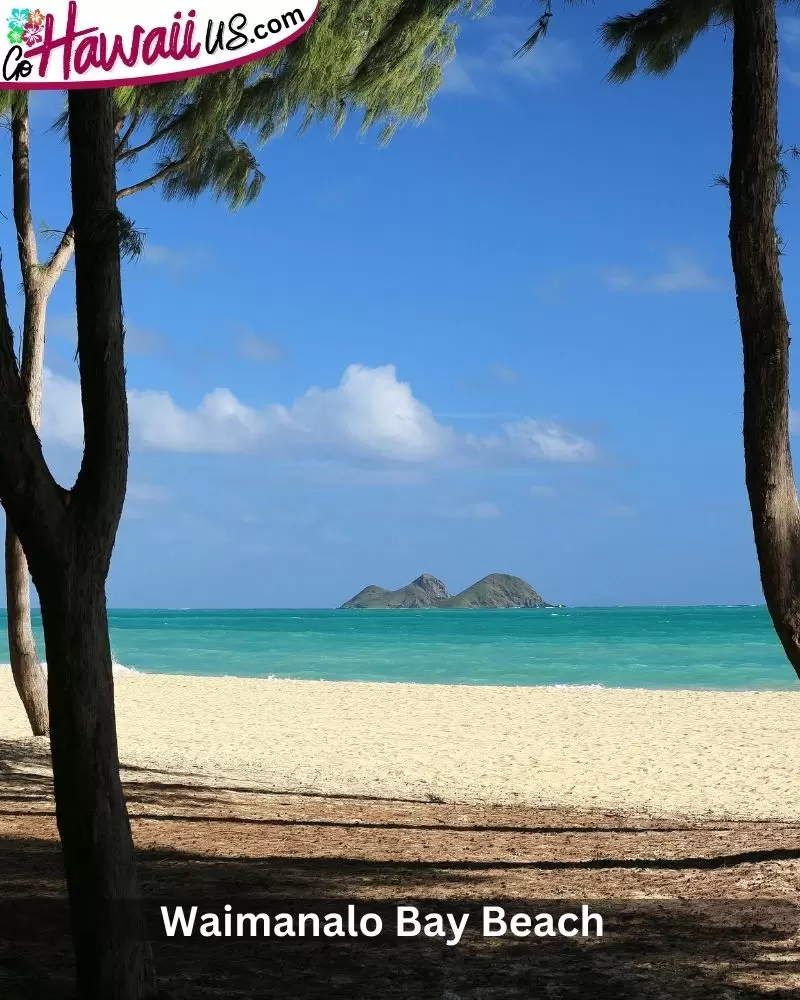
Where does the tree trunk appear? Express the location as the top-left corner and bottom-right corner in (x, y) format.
(26, 88), (155, 999)
(730, 0), (800, 679)
(5, 529), (47, 733)
(5, 99), (49, 735)
(38, 573), (155, 998)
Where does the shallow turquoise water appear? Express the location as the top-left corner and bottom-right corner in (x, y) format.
(1, 606), (797, 690)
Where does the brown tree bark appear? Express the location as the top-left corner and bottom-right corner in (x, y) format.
(3, 91), (172, 737)
(4, 91), (196, 737)
(0, 89), (156, 997)
(5, 99), (49, 736)
(46, 86), (155, 1000)
(38, 572), (155, 998)
(730, 0), (800, 679)
(5, 529), (47, 733)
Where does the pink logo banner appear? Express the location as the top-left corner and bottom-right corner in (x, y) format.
(0, 2), (318, 88)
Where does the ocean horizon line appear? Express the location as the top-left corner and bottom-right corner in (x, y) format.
(9, 603), (768, 612)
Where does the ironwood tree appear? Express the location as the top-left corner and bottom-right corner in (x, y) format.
(0, 2), (484, 994)
(3, 0), (482, 737)
(524, 0), (800, 677)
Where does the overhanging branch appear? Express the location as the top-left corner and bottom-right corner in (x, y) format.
(116, 157), (188, 200)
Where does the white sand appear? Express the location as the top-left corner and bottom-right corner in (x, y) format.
(2, 668), (799, 819)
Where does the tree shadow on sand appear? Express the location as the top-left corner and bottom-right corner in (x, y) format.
(2, 738), (800, 998)
(2, 836), (799, 999)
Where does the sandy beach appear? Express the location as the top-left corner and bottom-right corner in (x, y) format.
(2, 669), (799, 819)
(4, 668), (800, 997)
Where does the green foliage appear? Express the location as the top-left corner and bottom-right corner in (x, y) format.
(597, 1), (799, 199)
(114, 210), (145, 260)
(516, 0), (588, 59)
(598, 1), (800, 82)
(600, 1), (731, 81)
(34, 0), (486, 211)
(516, 0), (555, 57)
(519, 1), (797, 83)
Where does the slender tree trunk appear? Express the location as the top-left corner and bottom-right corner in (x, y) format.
(4, 90), (173, 737)
(5, 100), (49, 735)
(730, 0), (800, 679)
(26, 88), (155, 999)
(5, 530), (47, 733)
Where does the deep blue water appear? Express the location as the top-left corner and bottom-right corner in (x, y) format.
(1, 606), (797, 690)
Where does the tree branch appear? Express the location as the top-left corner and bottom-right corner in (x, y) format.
(114, 112), (141, 158)
(116, 121), (174, 163)
(0, 252), (65, 569)
(41, 148), (190, 285)
(42, 137), (193, 287)
(42, 223), (75, 287)
(116, 157), (188, 200)
(11, 97), (38, 284)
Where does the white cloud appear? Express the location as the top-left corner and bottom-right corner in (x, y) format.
(602, 251), (718, 294)
(41, 364), (597, 467)
(441, 17), (578, 97)
(467, 418), (596, 463)
(43, 370), (84, 448)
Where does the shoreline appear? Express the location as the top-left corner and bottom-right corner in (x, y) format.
(3, 670), (800, 820)
(3, 665), (799, 694)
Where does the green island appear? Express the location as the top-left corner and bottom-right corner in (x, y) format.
(339, 573), (554, 609)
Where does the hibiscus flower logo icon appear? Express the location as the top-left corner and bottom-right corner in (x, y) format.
(23, 10), (44, 45)
(7, 7), (29, 43)
(6, 7), (45, 46)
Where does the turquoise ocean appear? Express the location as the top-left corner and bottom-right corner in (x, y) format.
(1, 606), (798, 690)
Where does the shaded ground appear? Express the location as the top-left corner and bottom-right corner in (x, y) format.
(2, 737), (800, 997)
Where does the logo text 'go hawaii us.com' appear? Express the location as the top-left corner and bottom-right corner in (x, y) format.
(0, 1), (318, 87)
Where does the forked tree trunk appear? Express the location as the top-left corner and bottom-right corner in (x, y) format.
(730, 0), (800, 679)
(27, 89), (155, 999)
(6, 102), (49, 735)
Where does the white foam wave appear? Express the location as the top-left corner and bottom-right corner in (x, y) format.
(551, 683), (607, 690)
(0, 661), (139, 675)
(112, 662), (139, 674)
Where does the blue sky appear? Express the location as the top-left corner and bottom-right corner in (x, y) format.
(4, 0), (800, 608)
